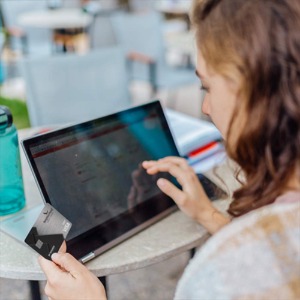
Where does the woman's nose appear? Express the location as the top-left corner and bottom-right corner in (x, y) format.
(201, 96), (210, 116)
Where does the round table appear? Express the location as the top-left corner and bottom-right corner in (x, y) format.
(18, 8), (92, 30)
(18, 8), (93, 52)
(0, 128), (236, 281)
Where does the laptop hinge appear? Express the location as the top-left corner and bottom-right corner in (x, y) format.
(80, 252), (95, 263)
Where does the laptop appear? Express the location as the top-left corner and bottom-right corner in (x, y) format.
(20, 101), (184, 262)
(2, 100), (225, 263)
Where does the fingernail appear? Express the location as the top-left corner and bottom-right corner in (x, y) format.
(51, 253), (59, 260)
(157, 178), (165, 187)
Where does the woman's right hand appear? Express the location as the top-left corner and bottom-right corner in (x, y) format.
(39, 252), (107, 300)
(143, 157), (230, 234)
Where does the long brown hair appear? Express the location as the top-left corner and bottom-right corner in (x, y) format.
(192, 0), (300, 217)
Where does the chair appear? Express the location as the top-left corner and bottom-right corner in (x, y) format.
(21, 46), (131, 126)
(128, 0), (155, 12)
(110, 12), (197, 95)
(89, 13), (118, 49)
(0, 0), (52, 56)
(62, 0), (81, 8)
(0, 32), (5, 84)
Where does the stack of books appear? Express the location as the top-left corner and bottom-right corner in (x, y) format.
(165, 109), (224, 166)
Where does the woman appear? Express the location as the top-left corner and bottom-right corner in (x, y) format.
(39, 0), (300, 299)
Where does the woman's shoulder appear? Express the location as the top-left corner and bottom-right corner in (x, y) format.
(275, 190), (300, 204)
(174, 201), (300, 300)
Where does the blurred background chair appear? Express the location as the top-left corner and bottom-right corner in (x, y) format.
(89, 13), (118, 49)
(0, 1), (28, 55)
(0, 0), (52, 56)
(21, 46), (131, 127)
(62, 0), (82, 8)
(0, 29), (5, 84)
(110, 12), (197, 96)
(127, 0), (154, 12)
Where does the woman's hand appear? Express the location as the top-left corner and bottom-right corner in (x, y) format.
(39, 252), (107, 300)
(143, 157), (230, 233)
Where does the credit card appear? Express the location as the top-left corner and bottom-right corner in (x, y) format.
(24, 203), (72, 260)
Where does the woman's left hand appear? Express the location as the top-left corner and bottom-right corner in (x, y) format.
(39, 252), (107, 300)
(143, 157), (213, 220)
(143, 156), (230, 233)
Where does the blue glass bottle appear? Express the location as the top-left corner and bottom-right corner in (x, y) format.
(0, 106), (26, 216)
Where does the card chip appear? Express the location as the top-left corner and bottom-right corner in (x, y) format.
(35, 239), (43, 249)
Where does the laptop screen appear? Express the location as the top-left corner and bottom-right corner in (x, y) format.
(22, 101), (180, 260)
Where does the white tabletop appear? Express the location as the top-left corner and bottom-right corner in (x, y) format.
(18, 8), (93, 30)
(155, 0), (192, 15)
(0, 128), (236, 280)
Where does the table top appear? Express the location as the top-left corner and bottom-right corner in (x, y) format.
(18, 8), (93, 30)
(155, 1), (192, 15)
(0, 127), (237, 281)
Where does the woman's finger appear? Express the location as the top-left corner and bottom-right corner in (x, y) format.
(158, 156), (190, 169)
(51, 253), (85, 278)
(156, 178), (186, 206)
(59, 241), (67, 253)
(146, 162), (196, 187)
(143, 157), (189, 170)
(38, 256), (64, 281)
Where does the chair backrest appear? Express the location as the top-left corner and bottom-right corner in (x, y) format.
(0, 31), (4, 52)
(21, 47), (131, 126)
(62, 0), (81, 8)
(89, 14), (117, 49)
(0, 13), (5, 83)
(128, 0), (155, 12)
(1, 0), (51, 55)
(111, 12), (165, 63)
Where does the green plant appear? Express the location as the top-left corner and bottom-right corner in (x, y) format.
(0, 96), (30, 129)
